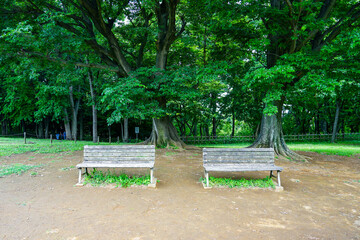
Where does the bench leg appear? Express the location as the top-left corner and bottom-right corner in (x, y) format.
(270, 170), (273, 178)
(85, 168), (88, 175)
(78, 168), (82, 184)
(150, 168), (154, 184)
(277, 171), (281, 187)
(205, 171), (209, 187)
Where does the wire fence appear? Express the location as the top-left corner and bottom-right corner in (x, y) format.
(180, 133), (360, 144)
(1, 132), (360, 145)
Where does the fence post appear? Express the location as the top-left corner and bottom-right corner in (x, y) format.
(24, 132), (26, 144)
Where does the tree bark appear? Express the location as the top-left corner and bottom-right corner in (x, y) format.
(63, 108), (72, 140)
(79, 112), (83, 141)
(249, 99), (305, 161)
(123, 118), (129, 143)
(88, 70), (98, 143)
(38, 120), (44, 139)
(44, 117), (49, 139)
(69, 86), (80, 141)
(231, 107), (235, 138)
(331, 100), (341, 143)
(145, 117), (185, 148)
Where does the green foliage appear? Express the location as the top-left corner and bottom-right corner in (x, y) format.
(0, 163), (43, 177)
(201, 176), (275, 189)
(83, 169), (151, 188)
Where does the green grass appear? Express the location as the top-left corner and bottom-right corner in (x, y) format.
(201, 176), (275, 189)
(0, 137), (129, 157)
(0, 163), (43, 177)
(196, 141), (360, 157)
(83, 169), (151, 188)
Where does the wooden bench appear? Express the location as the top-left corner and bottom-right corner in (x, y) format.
(203, 148), (283, 189)
(76, 145), (156, 186)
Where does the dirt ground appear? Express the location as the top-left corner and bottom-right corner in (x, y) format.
(0, 147), (360, 240)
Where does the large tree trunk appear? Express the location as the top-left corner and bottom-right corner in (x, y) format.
(331, 100), (341, 143)
(249, 99), (305, 161)
(145, 117), (185, 148)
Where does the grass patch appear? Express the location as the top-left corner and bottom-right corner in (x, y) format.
(0, 163), (43, 177)
(165, 152), (177, 156)
(201, 176), (275, 189)
(195, 141), (360, 157)
(0, 137), (129, 157)
(83, 169), (151, 188)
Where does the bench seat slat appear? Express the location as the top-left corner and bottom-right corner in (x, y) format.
(203, 152), (274, 157)
(84, 152), (155, 157)
(84, 149), (155, 153)
(204, 156), (273, 161)
(84, 145), (155, 149)
(204, 160), (272, 164)
(204, 164), (282, 172)
(77, 162), (154, 168)
(203, 148), (274, 152)
(84, 156), (154, 161)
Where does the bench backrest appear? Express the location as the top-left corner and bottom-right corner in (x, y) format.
(84, 145), (155, 163)
(203, 148), (274, 165)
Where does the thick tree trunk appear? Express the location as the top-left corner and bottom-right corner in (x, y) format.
(145, 116), (185, 148)
(123, 118), (129, 143)
(249, 99), (305, 161)
(331, 100), (341, 143)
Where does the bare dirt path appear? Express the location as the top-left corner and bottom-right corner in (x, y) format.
(0, 148), (359, 240)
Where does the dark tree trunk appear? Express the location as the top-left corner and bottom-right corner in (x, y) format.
(123, 118), (129, 143)
(331, 100), (341, 143)
(2, 119), (7, 135)
(249, 98), (305, 160)
(38, 120), (44, 139)
(79, 112), (83, 141)
(231, 107), (235, 137)
(44, 117), (49, 139)
(145, 117), (185, 148)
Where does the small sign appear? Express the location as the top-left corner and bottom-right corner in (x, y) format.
(135, 127), (140, 134)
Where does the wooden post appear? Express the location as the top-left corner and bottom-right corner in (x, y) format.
(24, 132), (26, 144)
(109, 136), (111, 144)
(97, 136), (100, 144)
(50, 134), (52, 145)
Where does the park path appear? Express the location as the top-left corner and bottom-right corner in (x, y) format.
(0, 148), (359, 239)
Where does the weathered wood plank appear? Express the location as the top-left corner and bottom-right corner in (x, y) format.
(204, 164), (282, 172)
(77, 162), (154, 168)
(204, 155), (273, 161)
(84, 145), (154, 149)
(203, 152), (274, 157)
(203, 148), (274, 152)
(84, 152), (155, 157)
(84, 149), (155, 153)
(84, 156), (154, 161)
